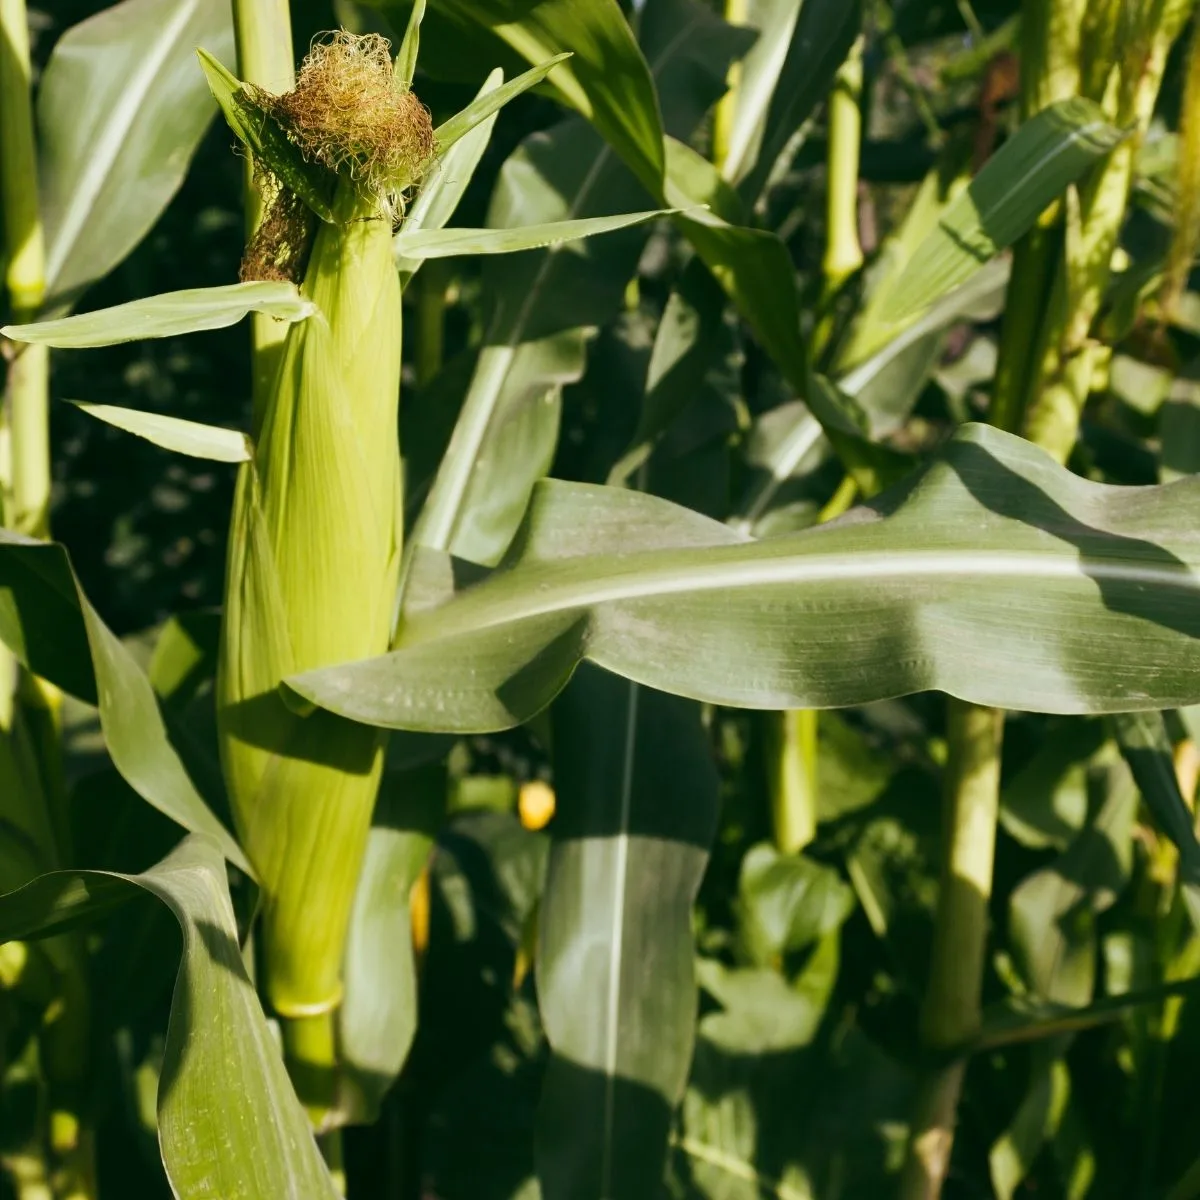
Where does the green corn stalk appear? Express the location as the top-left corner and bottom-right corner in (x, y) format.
(204, 37), (415, 1120)
(1022, 0), (1197, 459)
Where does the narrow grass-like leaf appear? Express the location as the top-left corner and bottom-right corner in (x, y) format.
(881, 99), (1125, 321)
(2, 281), (316, 347)
(395, 0), (426, 86)
(69, 402), (251, 462)
(396, 69), (504, 286)
(0, 836), (339, 1198)
(296, 423), (1200, 730)
(433, 54), (572, 154)
(39, 0), (234, 307)
(394, 209), (677, 260)
(0, 532), (247, 870)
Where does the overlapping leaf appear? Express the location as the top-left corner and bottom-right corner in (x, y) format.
(296, 424), (1200, 730)
(38, 0), (234, 307)
(0, 836), (337, 1197)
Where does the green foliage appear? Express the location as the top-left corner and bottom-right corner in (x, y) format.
(7, 0), (1200, 1198)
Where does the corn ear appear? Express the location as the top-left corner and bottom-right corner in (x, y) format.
(217, 188), (402, 1020)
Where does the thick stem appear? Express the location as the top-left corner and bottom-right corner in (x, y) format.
(899, 701), (1003, 1200)
(1, 0), (49, 538)
(231, 0), (295, 432)
(282, 1006), (340, 1131)
(764, 710), (817, 855)
(812, 37), (864, 361)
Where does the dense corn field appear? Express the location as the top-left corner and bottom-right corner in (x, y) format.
(6, 0), (1200, 1197)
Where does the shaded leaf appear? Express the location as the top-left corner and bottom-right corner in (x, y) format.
(537, 665), (720, 1200)
(0, 836), (338, 1198)
(0, 531), (247, 870)
(38, 0), (234, 306)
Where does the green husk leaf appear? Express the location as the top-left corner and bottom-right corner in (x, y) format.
(69, 402), (252, 462)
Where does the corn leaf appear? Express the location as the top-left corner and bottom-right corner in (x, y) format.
(880, 98), (1126, 322)
(338, 759), (441, 1124)
(296, 423), (1200, 730)
(538, 665), (719, 1199)
(397, 69), (504, 286)
(395, 0), (426, 86)
(38, 0), (234, 308)
(0, 531), (248, 871)
(68, 402), (251, 462)
(2, 281), (316, 348)
(723, 0), (861, 193)
(0, 836), (339, 1198)
(394, 209), (677, 260)
(432, 53), (572, 154)
(408, 7), (752, 572)
(396, 0), (665, 192)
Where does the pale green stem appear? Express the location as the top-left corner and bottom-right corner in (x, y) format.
(282, 1006), (340, 1131)
(899, 701), (1003, 1200)
(711, 0), (748, 173)
(765, 710), (817, 855)
(812, 37), (864, 362)
(231, 0), (295, 432)
(1, 0), (49, 539)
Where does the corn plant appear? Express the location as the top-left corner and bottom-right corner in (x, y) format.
(6, 0), (1200, 1198)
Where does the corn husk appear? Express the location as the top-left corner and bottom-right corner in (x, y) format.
(217, 191), (402, 1017)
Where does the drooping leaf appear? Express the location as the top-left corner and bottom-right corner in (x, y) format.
(68, 402), (252, 462)
(38, 0), (235, 307)
(294, 423), (1200, 730)
(2, 281), (316, 348)
(537, 665), (720, 1200)
(881, 98), (1125, 322)
(0, 531), (247, 870)
(0, 836), (338, 1197)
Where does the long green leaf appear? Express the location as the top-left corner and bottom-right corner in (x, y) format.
(2, 281), (316, 347)
(38, 0), (234, 307)
(0, 532), (247, 870)
(402, 0), (666, 192)
(0, 836), (338, 1197)
(537, 666), (719, 1200)
(432, 53), (572, 153)
(881, 98), (1125, 321)
(727, 0), (861, 195)
(295, 423), (1200, 730)
(69, 402), (252, 462)
(393, 210), (677, 260)
(396, 68), (504, 286)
